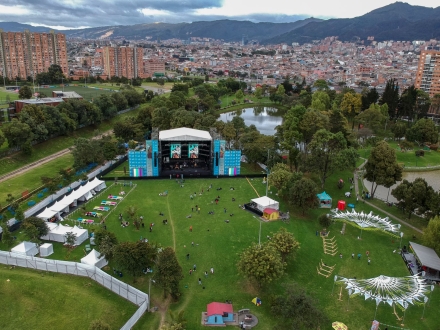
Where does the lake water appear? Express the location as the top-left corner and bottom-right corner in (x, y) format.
(219, 107), (284, 135)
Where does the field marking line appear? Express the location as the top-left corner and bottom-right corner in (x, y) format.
(245, 177), (260, 197)
(165, 195), (176, 251)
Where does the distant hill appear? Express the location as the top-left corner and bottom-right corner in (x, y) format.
(62, 18), (322, 42)
(0, 22), (55, 33)
(262, 2), (440, 44)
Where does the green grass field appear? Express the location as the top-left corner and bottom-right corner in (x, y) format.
(47, 174), (439, 330)
(0, 266), (137, 330)
(34, 84), (115, 102)
(0, 153), (73, 204)
(0, 88), (19, 104)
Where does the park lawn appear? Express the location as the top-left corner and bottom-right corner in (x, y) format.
(142, 82), (175, 90)
(56, 176), (439, 330)
(0, 154), (74, 206)
(0, 266), (137, 330)
(0, 88), (19, 104)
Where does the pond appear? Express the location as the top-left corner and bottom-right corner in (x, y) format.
(219, 106), (284, 135)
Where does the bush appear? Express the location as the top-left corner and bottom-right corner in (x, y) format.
(415, 150), (424, 157)
(429, 144), (438, 151)
(318, 213), (332, 228)
(399, 140), (413, 151)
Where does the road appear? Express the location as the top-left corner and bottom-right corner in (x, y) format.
(0, 130), (113, 184)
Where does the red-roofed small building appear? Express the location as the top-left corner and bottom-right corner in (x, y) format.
(204, 302), (234, 326)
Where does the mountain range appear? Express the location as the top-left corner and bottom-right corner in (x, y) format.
(0, 2), (439, 44)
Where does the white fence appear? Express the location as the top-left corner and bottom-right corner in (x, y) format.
(0, 251), (149, 329)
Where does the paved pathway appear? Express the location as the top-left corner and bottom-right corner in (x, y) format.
(353, 158), (423, 234)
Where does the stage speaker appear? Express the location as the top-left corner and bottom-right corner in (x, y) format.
(215, 152), (219, 166)
(154, 152), (157, 167)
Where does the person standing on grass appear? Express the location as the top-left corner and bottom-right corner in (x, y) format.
(186, 253), (190, 260)
(198, 278), (202, 285)
(351, 253), (354, 259)
(210, 267), (214, 274)
(204, 271), (208, 278)
(190, 225), (193, 232)
(357, 253), (361, 260)
(193, 264), (197, 271)
(189, 269), (192, 275)
(368, 258), (371, 265)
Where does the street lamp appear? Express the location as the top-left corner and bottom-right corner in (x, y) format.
(148, 278), (155, 312)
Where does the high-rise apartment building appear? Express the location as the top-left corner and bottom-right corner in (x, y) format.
(0, 29), (68, 80)
(415, 48), (440, 98)
(145, 59), (166, 77)
(102, 46), (145, 79)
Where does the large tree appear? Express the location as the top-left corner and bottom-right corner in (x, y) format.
(153, 247), (184, 300)
(270, 284), (329, 330)
(423, 216), (440, 255)
(405, 118), (438, 144)
(340, 91), (362, 130)
(18, 85), (32, 99)
(392, 178), (436, 219)
(1, 223), (14, 250)
(364, 141), (403, 198)
(269, 228), (300, 262)
(94, 230), (118, 261)
(379, 78), (399, 119)
(355, 103), (387, 134)
(113, 117), (145, 142)
(303, 129), (358, 188)
(288, 178), (319, 215)
(113, 241), (157, 281)
(71, 137), (104, 170)
(237, 243), (285, 287)
(22, 216), (49, 243)
(1, 119), (32, 149)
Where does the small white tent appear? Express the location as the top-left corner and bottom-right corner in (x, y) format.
(40, 224), (88, 245)
(70, 225), (88, 245)
(11, 241), (39, 256)
(81, 249), (108, 269)
(37, 208), (62, 222)
(39, 243), (54, 257)
(251, 196), (279, 212)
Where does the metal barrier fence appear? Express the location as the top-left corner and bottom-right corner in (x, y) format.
(0, 251), (149, 329)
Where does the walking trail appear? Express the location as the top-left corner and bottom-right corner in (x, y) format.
(354, 158), (423, 234)
(0, 130), (113, 184)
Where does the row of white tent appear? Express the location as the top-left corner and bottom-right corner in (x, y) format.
(11, 242), (108, 269)
(37, 178), (107, 221)
(41, 222), (89, 246)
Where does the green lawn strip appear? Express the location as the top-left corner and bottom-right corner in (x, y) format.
(0, 88), (19, 104)
(38, 177), (436, 330)
(0, 266), (137, 330)
(0, 107), (141, 177)
(0, 153), (74, 206)
(142, 82), (174, 90)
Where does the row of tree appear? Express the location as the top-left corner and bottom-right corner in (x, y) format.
(0, 86), (145, 154)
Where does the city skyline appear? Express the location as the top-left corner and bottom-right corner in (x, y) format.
(0, 0), (438, 30)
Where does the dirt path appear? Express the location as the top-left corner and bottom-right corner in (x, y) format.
(0, 130), (113, 184)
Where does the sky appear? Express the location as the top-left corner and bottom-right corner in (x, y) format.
(0, 0), (438, 29)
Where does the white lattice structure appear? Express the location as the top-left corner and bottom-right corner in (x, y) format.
(330, 209), (401, 236)
(337, 274), (433, 309)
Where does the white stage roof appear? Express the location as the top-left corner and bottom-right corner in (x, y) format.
(159, 127), (212, 141)
(410, 241), (440, 271)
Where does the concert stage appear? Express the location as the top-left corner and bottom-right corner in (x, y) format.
(128, 127), (241, 178)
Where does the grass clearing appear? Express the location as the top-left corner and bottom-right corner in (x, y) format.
(47, 176), (439, 330)
(0, 266), (137, 330)
(0, 153), (74, 204)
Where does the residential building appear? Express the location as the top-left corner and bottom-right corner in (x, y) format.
(101, 46), (144, 79)
(144, 59), (166, 77)
(415, 49), (440, 97)
(0, 29), (68, 80)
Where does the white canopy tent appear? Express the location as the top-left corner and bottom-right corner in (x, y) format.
(11, 241), (39, 256)
(81, 249), (108, 269)
(39, 243), (54, 257)
(159, 127), (212, 141)
(37, 208), (63, 222)
(50, 200), (70, 214)
(251, 196), (279, 212)
(41, 224), (88, 245)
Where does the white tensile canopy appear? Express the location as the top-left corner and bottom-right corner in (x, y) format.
(81, 249), (108, 269)
(251, 196), (279, 212)
(41, 224), (88, 245)
(53, 178), (106, 208)
(330, 209), (401, 237)
(159, 127), (212, 141)
(39, 243), (54, 257)
(336, 274), (434, 310)
(50, 200), (70, 213)
(11, 241), (39, 256)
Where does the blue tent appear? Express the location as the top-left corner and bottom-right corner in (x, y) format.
(317, 191), (332, 208)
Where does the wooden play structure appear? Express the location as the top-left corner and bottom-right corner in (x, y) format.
(317, 259), (336, 278)
(322, 235), (338, 256)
